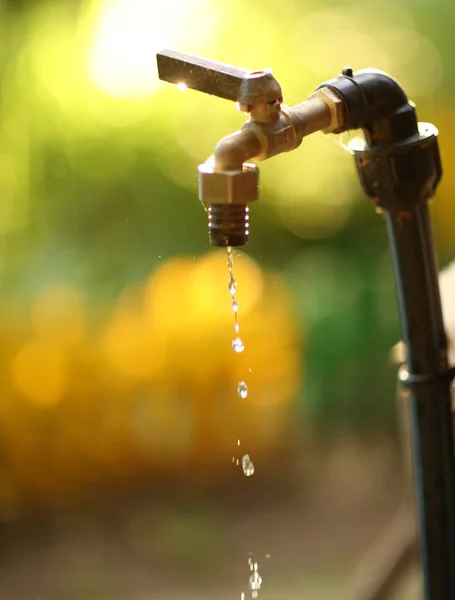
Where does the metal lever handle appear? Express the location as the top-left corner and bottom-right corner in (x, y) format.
(156, 49), (249, 102)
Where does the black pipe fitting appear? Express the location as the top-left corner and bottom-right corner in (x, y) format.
(319, 68), (442, 214)
(319, 68), (419, 146)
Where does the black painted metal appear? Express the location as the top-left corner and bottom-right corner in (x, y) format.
(387, 206), (455, 600)
(337, 68), (455, 599)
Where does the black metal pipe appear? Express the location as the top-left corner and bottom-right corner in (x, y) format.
(385, 203), (455, 599)
(320, 66), (455, 598)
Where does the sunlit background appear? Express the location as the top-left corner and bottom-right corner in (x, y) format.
(0, 0), (454, 598)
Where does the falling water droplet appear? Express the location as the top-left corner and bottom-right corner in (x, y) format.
(238, 381), (248, 399)
(237, 439), (241, 446)
(249, 570), (262, 591)
(232, 299), (238, 312)
(242, 454), (255, 476)
(234, 322), (240, 333)
(241, 594), (245, 600)
(228, 275), (237, 295)
(252, 592), (258, 599)
(232, 337), (245, 353)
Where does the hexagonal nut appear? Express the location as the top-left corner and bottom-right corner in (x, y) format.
(309, 87), (345, 133)
(198, 163), (259, 205)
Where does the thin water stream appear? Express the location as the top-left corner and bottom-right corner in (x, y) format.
(226, 246), (263, 598)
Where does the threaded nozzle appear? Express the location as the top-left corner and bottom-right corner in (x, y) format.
(208, 204), (250, 247)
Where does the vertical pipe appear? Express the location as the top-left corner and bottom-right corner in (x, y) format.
(385, 202), (455, 600)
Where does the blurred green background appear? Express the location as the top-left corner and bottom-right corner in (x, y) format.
(0, 0), (454, 598)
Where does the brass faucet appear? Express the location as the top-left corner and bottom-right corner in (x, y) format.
(157, 49), (455, 600)
(157, 49), (346, 246)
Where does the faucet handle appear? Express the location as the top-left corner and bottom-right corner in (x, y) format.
(156, 49), (249, 102)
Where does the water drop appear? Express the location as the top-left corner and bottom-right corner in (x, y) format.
(238, 381), (248, 399)
(242, 454), (255, 476)
(228, 275), (237, 295)
(252, 592), (258, 599)
(234, 322), (240, 333)
(232, 299), (239, 312)
(237, 439), (241, 446)
(249, 571), (262, 591)
(232, 337), (244, 353)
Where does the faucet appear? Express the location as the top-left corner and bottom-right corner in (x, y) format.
(156, 49), (455, 600)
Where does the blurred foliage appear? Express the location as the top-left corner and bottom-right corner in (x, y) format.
(0, 0), (455, 511)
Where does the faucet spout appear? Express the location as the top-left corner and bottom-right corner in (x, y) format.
(213, 129), (262, 172)
(198, 92), (337, 246)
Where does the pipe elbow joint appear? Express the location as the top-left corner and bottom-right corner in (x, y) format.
(319, 68), (419, 146)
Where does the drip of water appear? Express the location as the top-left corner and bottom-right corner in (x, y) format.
(249, 569), (262, 591)
(242, 454), (255, 476)
(232, 337), (245, 352)
(238, 381), (248, 399)
(227, 247), (240, 336)
(228, 274), (237, 295)
(226, 247), (260, 596)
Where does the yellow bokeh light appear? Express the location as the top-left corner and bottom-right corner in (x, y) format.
(31, 283), (86, 348)
(88, 0), (210, 99)
(12, 340), (67, 407)
(143, 257), (199, 333)
(103, 306), (164, 381)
